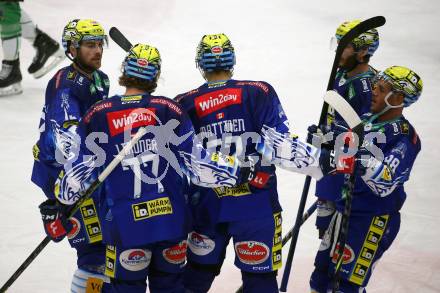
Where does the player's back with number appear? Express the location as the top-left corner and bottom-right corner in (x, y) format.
(82, 93), (193, 247)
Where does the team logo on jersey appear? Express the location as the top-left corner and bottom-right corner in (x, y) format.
(382, 167), (392, 181)
(235, 241), (270, 265)
(67, 217), (81, 239)
(188, 232), (215, 256)
(331, 243), (355, 265)
(194, 88), (242, 117)
(400, 122), (409, 134)
(106, 108), (156, 136)
(119, 249), (152, 271)
(66, 70), (77, 81)
(162, 240), (187, 265)
(132, 197), (173, 221)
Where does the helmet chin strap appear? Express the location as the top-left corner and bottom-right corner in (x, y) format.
(369, 91), (404, 123)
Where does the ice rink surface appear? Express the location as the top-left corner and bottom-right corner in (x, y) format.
(1, 0), (439, 292)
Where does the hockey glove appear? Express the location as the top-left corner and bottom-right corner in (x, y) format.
(319, 146), (370, 176)
(307, 124), (328, 146)
(39, 199), (73, 242)
(237, 153), (274, 189)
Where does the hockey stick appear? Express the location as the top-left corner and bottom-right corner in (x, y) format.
(279, 16), (385, 292)
(109, 27), (133, 52)
(234, 201), (317, 293)
(0, 126), (150, 293)
(324, 91), (366, 292)
(330, 121), (365, 291)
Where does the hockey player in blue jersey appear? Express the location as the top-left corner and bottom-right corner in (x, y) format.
(53, 43), (281, 293)
(315, 20), (380, 239)
(31, 19), (110, 292)
(309, 65), (423, 293)
(175, 34), (332, 293)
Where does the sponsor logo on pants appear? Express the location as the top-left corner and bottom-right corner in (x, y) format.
(119, 249), (152, 272)
(188, 232), (215, 256)
(235, 241), (269, 265)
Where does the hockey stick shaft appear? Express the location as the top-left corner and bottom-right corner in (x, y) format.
(109, 27), (133, 52)
(331, 123), (365, 292)
(279, 16), (385, 292)
(282, 201), (318, 246)
(0, 126), (149, 293)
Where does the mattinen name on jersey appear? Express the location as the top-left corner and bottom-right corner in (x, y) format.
(199, 119), (246, 138)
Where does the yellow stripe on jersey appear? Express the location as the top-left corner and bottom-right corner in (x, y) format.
(272, 212), (282, 270)
(349, 215), (389, 285)
(80, 198), (102, 243)
(105, 245), (116, 278)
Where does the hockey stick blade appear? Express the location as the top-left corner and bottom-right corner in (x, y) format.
(109, 27), (133, 52)
(323, 90), (362, 129)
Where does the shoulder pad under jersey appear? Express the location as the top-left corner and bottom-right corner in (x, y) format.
(175, 88), (200, 103)
(234, 80), (272, 94)
(150, 96), (184, 116)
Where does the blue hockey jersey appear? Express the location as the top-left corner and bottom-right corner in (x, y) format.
(175, 79), (323, 223)
(316, 68), (376, 201)
(336, 114), (421, 216)
(31, 64), (110, 198)
(55, 93), (246, 248)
